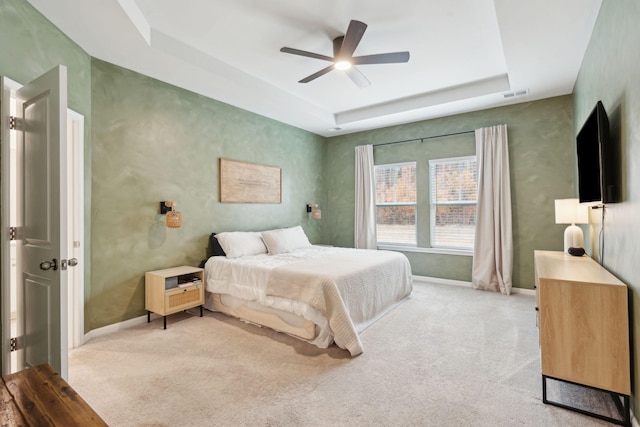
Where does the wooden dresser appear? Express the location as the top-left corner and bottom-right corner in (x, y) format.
(534, 250), (630, 426)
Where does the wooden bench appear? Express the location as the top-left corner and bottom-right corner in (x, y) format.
(0, 364), (107, 426)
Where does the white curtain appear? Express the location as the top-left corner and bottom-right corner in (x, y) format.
(354, 145), (377, 249)
(472, 125), (513, 295)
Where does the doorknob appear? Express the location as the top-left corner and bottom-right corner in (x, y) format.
(40, 258), (58, 271)
(60, 258), (79, 270)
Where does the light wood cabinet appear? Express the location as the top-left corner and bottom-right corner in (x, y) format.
(145, 266), (204, 329)
(534, 250), (630, 425)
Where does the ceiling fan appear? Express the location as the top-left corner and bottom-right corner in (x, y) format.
(280, 20), (410, 88)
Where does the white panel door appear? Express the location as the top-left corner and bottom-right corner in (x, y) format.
(15, 65), (68, 378)
(1, 76), (17, 375)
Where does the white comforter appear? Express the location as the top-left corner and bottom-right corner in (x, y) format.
(204, 246), (412, 356)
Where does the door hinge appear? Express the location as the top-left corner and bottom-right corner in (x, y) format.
(9, 116), (16, 130)
(10, 337), (17, 352)
(9, 227), (17, 241)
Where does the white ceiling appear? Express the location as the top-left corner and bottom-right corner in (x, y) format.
(26, 0), (602, 137)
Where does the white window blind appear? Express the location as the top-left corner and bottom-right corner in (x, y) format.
(429, 156), (477, 249)
(374, 162), (417, 245)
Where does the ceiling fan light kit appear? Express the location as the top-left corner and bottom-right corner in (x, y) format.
(334, 60), (352, 70)
(280, 20), (410, 87)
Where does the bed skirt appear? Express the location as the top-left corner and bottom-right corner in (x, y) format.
(205, 292), (318, 341)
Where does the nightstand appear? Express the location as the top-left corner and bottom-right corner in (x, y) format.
(145, 265), (205, 329)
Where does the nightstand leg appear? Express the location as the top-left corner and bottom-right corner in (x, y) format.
(200, 305), (203, 317)
(163, 316), (167, 330)
(147, 311), (150, 323)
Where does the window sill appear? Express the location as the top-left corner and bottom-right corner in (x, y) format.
(377, 244), (473, 257)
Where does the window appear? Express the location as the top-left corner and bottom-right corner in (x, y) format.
(429, 156), (477, 250)
(375, 162), (417, 245)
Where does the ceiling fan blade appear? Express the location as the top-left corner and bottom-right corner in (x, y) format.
(352, 52), (410, 65)
(339, 20), (367, 58)
(280, 47), (334, 62)
(333, 36), (344, 57)
(299, 64), (335, 83)
(345, 66), (370, 88)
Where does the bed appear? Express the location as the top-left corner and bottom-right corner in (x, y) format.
(202, 226), (413, 356)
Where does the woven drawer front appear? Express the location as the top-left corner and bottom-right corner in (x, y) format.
(168, 288), (200, 308)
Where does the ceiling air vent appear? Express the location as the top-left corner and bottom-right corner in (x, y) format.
(503, 89), (529, 99)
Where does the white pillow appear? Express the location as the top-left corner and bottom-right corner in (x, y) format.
(261, 226), (311, 255)
(215, 231), (267, 259)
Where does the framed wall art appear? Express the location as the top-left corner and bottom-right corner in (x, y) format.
(219, 158), (282, 203)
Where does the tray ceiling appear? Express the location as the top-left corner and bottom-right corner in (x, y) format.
(26, 0), (602, 136)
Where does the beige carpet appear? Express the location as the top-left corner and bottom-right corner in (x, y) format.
(69, 282), (620, 426)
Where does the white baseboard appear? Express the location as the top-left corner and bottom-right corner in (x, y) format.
(412, 275), (535, 296)
(82, 278), (534, 343)
(82, 314), (148, 343)
(81, 309), (207, 343)
(413, 275), (472, 288)
(632, 409), (639, 427)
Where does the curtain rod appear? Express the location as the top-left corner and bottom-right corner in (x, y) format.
(374, 129), (475, 147)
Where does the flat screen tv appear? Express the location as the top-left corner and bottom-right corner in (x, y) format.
(576, 101), (620, 204)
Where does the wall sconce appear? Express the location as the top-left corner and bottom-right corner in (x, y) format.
(160, 201), (183, 228)
(306, 203), (321, 220)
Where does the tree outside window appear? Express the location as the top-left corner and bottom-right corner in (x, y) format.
(429, 156), (477, 250)
(374, 162), (417, 245)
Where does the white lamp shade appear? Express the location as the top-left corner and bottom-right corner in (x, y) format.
(554, 198), (589, 225)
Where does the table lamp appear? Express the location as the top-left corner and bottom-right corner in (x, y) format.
(554, 198), (589, 253)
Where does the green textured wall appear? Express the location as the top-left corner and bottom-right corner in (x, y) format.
(326, 96), (575, 288)
(573, 0), (640, 414)
(0, 0), (92, 334)
(90, 59), (326, 329)
(0, 0), (91, 114)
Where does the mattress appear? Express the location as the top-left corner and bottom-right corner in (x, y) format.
(204, 245), (413, 355)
